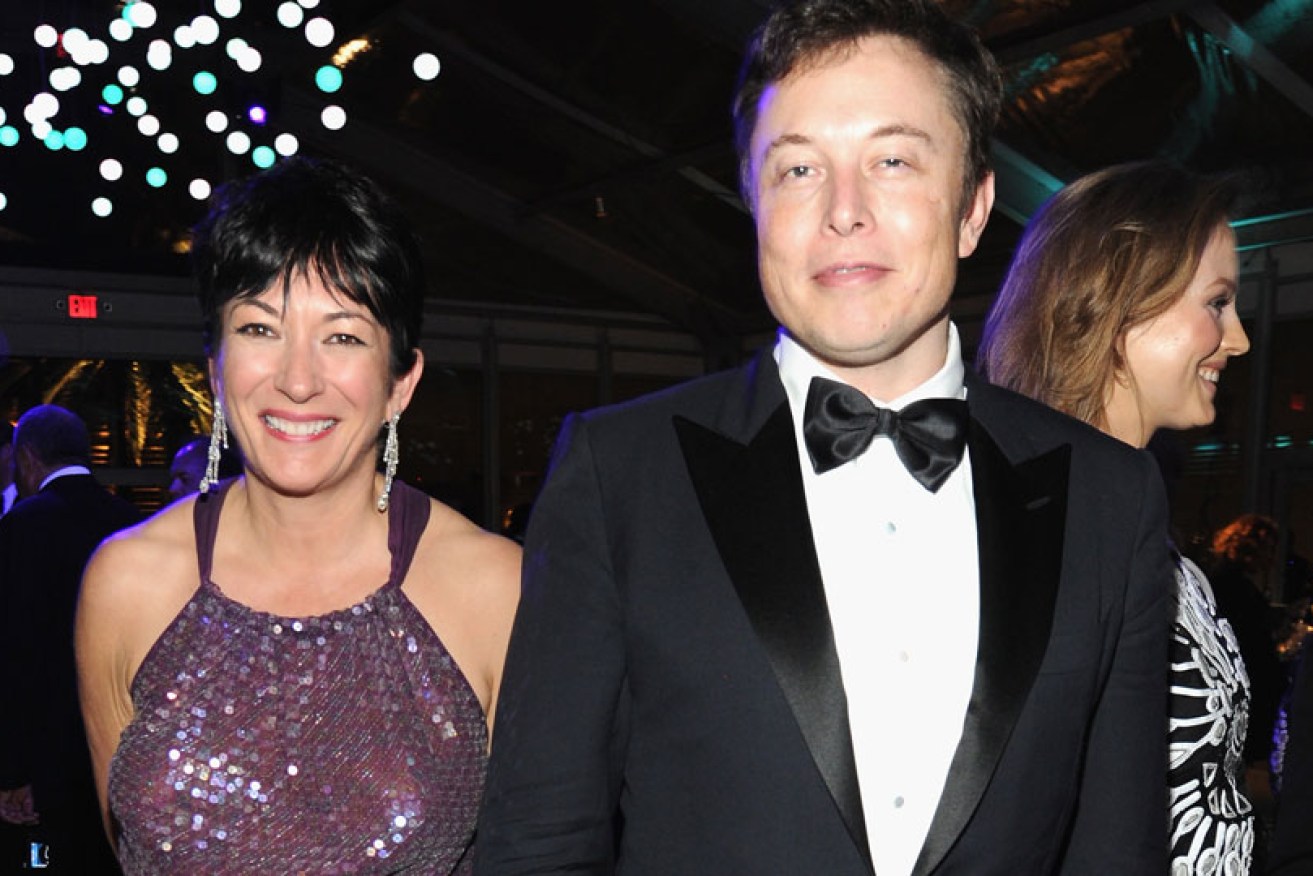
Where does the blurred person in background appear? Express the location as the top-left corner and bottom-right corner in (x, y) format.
(0, 404), (140, 873)
(167, 434), (242, 501)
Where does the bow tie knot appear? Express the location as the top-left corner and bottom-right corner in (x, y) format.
(802, 376), (968, 492)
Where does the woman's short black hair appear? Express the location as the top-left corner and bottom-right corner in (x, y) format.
(191, 157), (426, 379)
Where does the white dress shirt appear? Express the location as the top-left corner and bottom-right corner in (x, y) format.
(775, 326), (979, 876)
(39, 464), (92, 491)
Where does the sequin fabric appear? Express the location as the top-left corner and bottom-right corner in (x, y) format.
(108, 481), (488, 874)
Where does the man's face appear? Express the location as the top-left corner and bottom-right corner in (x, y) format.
(748, 34), (993, 399)
(169, 445), (208, 500)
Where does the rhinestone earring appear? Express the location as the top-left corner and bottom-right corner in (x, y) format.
(377, 412), (400, 512)
(199, 401), (229, 495)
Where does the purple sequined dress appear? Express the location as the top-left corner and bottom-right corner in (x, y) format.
(108, 481), (488, 874)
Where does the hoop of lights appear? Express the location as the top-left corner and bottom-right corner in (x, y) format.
(0, 0), (444, 218)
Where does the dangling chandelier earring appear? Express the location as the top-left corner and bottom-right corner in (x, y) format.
(199, 401), (229, 495)
(377, 412), (400, 512)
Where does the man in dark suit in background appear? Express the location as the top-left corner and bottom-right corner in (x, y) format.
(476, 1), (1171, 873)
(0, 405), (139, 872)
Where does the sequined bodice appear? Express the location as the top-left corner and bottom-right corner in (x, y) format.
(108, 482), (488, 874)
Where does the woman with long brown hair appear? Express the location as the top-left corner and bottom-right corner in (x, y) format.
(979, 160), (1253, 871)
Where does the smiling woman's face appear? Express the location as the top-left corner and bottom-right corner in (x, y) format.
(213, 272), (418, 499)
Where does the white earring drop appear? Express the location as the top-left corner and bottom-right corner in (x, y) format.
(377, 412), (400, 512)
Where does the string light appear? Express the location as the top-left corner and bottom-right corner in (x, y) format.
(191, 16), (220, 45)
(33, 25), (59, 49)
(304, 18), (334, 48)
(277, 3), (304, 28)
(236, 46), (262, 73)
(193, 71), (218, 95)
(64, 127), (88, 151)
(274, 133), (298, 155)
(3, 0), (351, 212)
(225, 131), (250, 154)
(124, 3), (159, 29)
(413, 53), (441, 81)
(314, 65), (342, 93)
(320, 105), (346, 130)
(50, 67), (82, 92)
(30, 92), (59, 120)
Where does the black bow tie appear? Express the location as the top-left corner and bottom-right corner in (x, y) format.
(803, 376), (969, 492)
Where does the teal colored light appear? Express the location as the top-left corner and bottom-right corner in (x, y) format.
(0, 126), (18, 147)
(44, 130), (66, 151)
(251, 145), (276, 169)
(193, 70), (218, 96)
(146, 166), (168, 188)
(64, 127), (88, 151)
(102, 83), (124, 105)
(314, 65), (343, 94)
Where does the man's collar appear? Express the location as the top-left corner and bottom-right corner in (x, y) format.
(39, 465), (92, 491)
(774, 323), (967, 417)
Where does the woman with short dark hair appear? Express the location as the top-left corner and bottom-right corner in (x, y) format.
(76, 157), (519, 874)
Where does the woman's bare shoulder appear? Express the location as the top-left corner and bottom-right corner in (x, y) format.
(421, 499), (521, 591)
(81, 498), (203, 648)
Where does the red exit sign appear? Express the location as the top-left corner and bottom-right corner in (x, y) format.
(68, 293), (98, 319)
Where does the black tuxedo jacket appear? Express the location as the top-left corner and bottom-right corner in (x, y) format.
(477, 353), (1171, 875)
(1270, 649), (1313, 875)
(0, 474), (140, 808)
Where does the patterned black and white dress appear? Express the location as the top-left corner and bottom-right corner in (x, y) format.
(1169, 553), (1254, 874)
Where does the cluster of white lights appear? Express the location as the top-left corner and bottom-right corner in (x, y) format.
(0, 0), (445, 218)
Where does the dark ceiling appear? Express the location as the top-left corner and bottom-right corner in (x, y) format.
(2, 0), (1313, 353)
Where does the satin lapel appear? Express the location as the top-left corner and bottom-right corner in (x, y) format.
(912, 415), (1070, 876)
(674, 358), (872, 871)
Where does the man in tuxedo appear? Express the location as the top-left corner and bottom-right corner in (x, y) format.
(0, 405), (139, 872)
(477, 1), (1171, 873)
